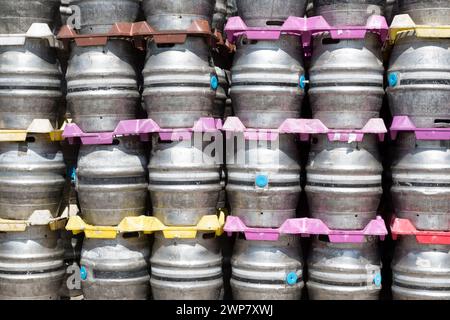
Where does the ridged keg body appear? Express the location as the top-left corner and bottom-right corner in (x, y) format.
(0, 40), (62, 129)
(312, 0), (385, 25)
(307, 237), (382, 300)
(0, 0), (60, 33)
(66, 40), (140, 133)
(387, 34), (450, 127)
(0, 134), (65, 220)
(213, 67), (229, 119)
(309, 33), (384, 129)
(143, 0), (216, 30)
(236, 0), (307, 26)
(213, 0), (228, 31)
(230, 36), (305, 128)
(391, 133), (450, 231)
(148, 135), (222, 226)
(80, 234), (150, 300)
(70, 0), (141, 34)
(150, 233), (224, 300)
(76, 137), (148, 226)
(0, 226), (65, 300)
(306, 135), (383, 230)
(226, 135), (301, 228)
(392, 236), (450, 300)
(143, 38), (216, 128)
(59, 231), (83, 298)
(231, 236), (304, 300)
(398, 0), (450, 25)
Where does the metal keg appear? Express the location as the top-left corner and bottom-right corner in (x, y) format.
(143, 0), (216, 30)
(227, 0), (238, 18)
(66, 40), (140, 133)
(213, 0), (228, 32)
(230, 36), (305, 129)
(0, 0), (60, 33)
(59, 231), (83, 299)
(391, 133), (450, 231)
(312, 0), (385, 25)
(213, 67), (229, 119)
(231, 236), (304, 300)
(0, 39), (62, 130)
(306, 135), (383, 230)
(236, 0), (307, 26)
(385, 0), (399, 24)
(387, 34), (450, 128)
(0, 134), (66, 220)
(143, 38), (216, 128)
(307, 236), (382, 300)
(226, 134), (301, 228)
(68, 0), (141, 34)
(398, 0), (450, 25)
(309, 33), (384, 129)
(0, 226), (65, 300)
(80, 233), (150, 300)
(150, 232), (224, 300)
(392, 236), (450, 300)
(148, 134), (222, 226)
(76, 137), (148, 226)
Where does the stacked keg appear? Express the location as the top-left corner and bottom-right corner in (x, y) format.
(62, 0), (151, 300)
(0, 0), (67, 299)
(305, 0), (385, 300)
(225, 0), (307, 300)
(143, 0), (225, 300)
(388, 0), (450, 300)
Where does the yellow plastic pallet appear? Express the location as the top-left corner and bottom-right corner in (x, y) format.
(66, 211), (226, 239)
(0, 214), (67, 232)
(389, 14), (450, 44)
(0, 119), (65, 142)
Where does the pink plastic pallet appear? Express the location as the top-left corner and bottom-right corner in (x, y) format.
(391, 216), (450, 245)
(390, 116), (450, 141)
(224, 216), (387, 243)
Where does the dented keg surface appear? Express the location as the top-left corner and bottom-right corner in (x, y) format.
(143, 38), (216, 128)
(213, 67), (229, 119)
(387, 34), (450, 128)
(309, 33), (384, 129)
(392, 236), (450, 300)
(80, 233), (151, 300)
(213, 0), (228, 31)
(0, 226), (65, 300)
(398, 0), (450, 25)
(307, 236), (382, 300)
(312, 0), (385, 25)
(231, 236), (304, 300)
(69, 0), (141, 34)
(391, 133), (450, 231)
(59, 231), (84, 298)
(306, 135), (383, 230)
(0, 0), (60, 33)
(0, 39), (62, 130)
(231, 36), (305, 129)
(143, 0), (216, 30)
(226, 135), (301, 228)
(76, 137), (148, 226)
(148, 135), (222, 226)
(66, 40), (140, 133)
(150, 233), (224, 300)
(236, 0), (307, 26)
(0, 134), (66, 220)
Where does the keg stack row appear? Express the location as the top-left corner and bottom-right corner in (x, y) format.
(0, 0), (84, 299)
(221, 0), (389, 301)
(57, 0), (237, 300)
(387, 1), (450, 300)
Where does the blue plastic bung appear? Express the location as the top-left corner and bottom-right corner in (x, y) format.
(374, 273), (382, 287)
(80, 266), (88, 281)
(210, 75), (219, 90)
(255, 174), (269, 188)
(286, 272), (298, 286)
(299, 74), (306, 89)
(69, 166), (76, 182)
(388, 73), (398, 87)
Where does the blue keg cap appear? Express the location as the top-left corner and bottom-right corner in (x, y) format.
(255, 174), (269, 188)
(210, 75), (219, 90)
(286, 272), (298, 286)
